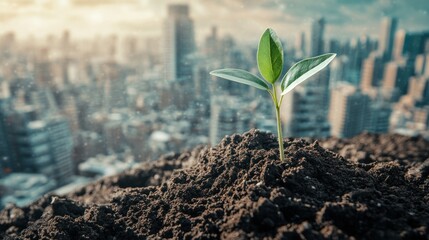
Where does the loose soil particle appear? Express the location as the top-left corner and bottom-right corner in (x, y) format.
(1, 129), (428, 239)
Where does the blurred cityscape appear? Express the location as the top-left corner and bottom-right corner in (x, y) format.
(0, 2), (429, 208)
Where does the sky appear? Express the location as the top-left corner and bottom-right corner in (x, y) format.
(0, 0), (428, 43)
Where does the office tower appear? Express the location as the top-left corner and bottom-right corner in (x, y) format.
(413, 106), (429, 131)
(0, 86), (15, 174)
(408, 75), (429, 106)
(163, 4), (195, 82)
(282, 86), (331, 138)
(382, 62), (412, 97)
(101, 63), (128, 111)
(390, 75), (429, 133)
(281, 18), (331, 138)
(58, 92), (80, 132)
(204, 26), (219, 57)
(27, 88), (60, 118)
(393, 29), (406, 60)
(309, 18), (325, 56)
(360, 54), (384, 92)
(45, 117), (74, 184)
(328, 39), (341, 55)
(13, 106), (74, 184)
(193, 64), (211, 101)
(366, 99), (392, 134)
(415, 54), (425, 75)
(415, 54), (429, 76)
(295, 32), (305, 57)
(394, 31), (429, 60)
(34, 48), (53, 87)
(329, 56), (347, 89)
(210, 95), (251, 145)
(13, 107), (54, 177)
(329, 84), (370, 138)
(379, 17), (398, 60)
(103, 115), (126, 153)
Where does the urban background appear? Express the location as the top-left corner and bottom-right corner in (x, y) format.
(0, 0), (428, 208)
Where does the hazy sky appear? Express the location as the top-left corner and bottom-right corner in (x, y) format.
(0, 0), (428, 43)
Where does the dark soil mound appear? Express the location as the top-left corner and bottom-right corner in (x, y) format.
(1, 130), (428, 239)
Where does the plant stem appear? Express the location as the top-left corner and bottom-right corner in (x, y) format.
(271, 84), (285, 162)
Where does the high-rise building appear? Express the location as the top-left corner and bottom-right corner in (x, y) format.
(10, 105), (74, 184)
(329, 56), (347, 89)
(282, 86), (331, 138)
(329, 84), (370, 138)
(99, 62), (128, 111)
(58, 93), (80, 132)
(413, 106), (429, 131)
(415, 54), (429, 76)
(390, 74), (429, 134)
(393, 29), (407, 60)
(45, 117), (74, 184)
(14, 108), (54, 177)
(360, 53), (384, 92)
(309, 18), (325, 56)
(408, 75), (429, 106)
(295, 32), (306, 57)
(282, 18), (331, 138)
(0, 85), (15, 174)
(210, 95), (251, 145)
(163, 4), (195, 82)
(393, 30), (429, 61)
(366, 99), (392, 134)
(34, 48), (53, 87)
(379, 17), (398, 60)
(382, 61), (413, 99)
(204, 26), (219, 57)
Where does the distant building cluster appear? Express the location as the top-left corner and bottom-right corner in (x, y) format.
(0, 4), (428, 207)
(283, 16), (429, 139)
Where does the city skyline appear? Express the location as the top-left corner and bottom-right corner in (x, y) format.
(0, 0), (428, 43)
(0, 2), (428, 208)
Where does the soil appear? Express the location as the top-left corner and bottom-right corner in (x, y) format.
(0, 129), (428, 239)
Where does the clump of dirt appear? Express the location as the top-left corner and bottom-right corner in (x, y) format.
(67, 147), (203, 205)
(1, 129), (428, 239)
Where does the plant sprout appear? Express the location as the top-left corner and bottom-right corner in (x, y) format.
(210, 28), (336, 162)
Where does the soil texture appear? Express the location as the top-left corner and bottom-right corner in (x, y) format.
(1, 130), (428, 239)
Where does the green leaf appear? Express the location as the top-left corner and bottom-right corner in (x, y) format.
(210, 68), (269, 90)
(257, 28), (284, 84)
(281, 53), (336, 95)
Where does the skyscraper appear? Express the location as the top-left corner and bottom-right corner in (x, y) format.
(379, 17), (398, 60)
(0, 84), (15, 174)
(382, 62), (411, 97)
(309, 18), (325, 56)
(210, 95), (251, 145)
(329, 84), (370, 138)
(282, 87), (331, 138)
(46, 117), (74, 184)
(408, 75), (429, 105)
(393, 29), (406, 60)
(12, 107), (74, 184)
(282, 17), (331, 138)
(360, 53), (384, 92)
(163, 4), (196, 82)
(295, 32), (306, 58)
(13, 107), (54, 177)
(415, 54), (429, 76)
(366, 99), (392, 134)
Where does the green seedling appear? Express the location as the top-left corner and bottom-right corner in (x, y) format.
(210, 28), (336, 162)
